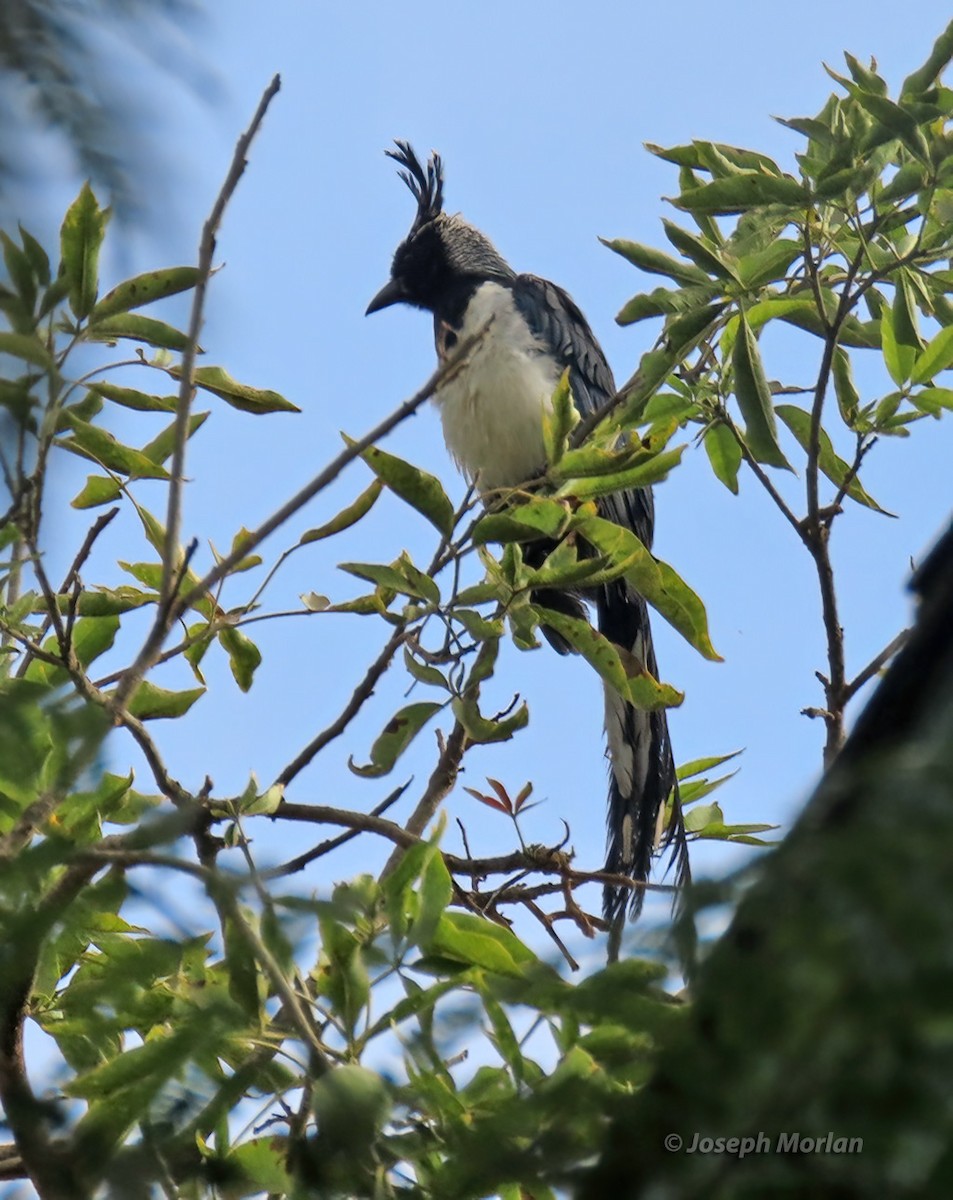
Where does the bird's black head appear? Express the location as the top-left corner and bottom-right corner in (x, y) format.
(366, 140), (513, 321)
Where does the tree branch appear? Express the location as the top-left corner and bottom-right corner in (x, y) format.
(843, 627), (911, 703)
(162, 74), (281, 608)
(380, 720), (469, 879)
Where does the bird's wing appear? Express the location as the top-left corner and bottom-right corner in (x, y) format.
(510, 274), (654, 548)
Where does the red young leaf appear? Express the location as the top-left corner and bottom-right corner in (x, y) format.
(513, 782), (534, 813)
(463, 785), (510, 814)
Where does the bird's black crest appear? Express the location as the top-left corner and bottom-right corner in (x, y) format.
(386, 140), (444, 232)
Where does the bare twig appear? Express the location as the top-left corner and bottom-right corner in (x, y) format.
(520, 897), (580, 970)
(262, 781), (410, 880)
(831, 434), (878, 513)
(722, 413), (805, 542)
(274, 627), (407, 788)
(270, 800), (418, 850)
(162, 74), (282, 607)
(15, 507), (119, 677)
(843, 627), (911, 703)
(379, 720), (469, 879)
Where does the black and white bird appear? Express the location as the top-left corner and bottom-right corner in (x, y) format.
(367, 141), (687, 943)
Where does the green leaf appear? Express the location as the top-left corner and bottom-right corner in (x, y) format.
(454, 608), (505, 640)
(877, 160), (928, 205)
(0, 330), (53, 370)
(349, 702), (442, 777)
(649, 140), (782, 175)
(473, 497), (570, 543)
(599, 237), (711, 286)
(71, 616), (120, 669)
(430, 910), (537, 976)
(403, 646), (451, 691)
(72, 475), (122, 509)
(677, 750), (743, 780)
(615, 283), (718, 326)
(240, 779), (284, 816)
(413, 850), (454, 950)
(140, 412), (208, 466)
(832, 347), (861, 427)
(912, 325), (953, 384)
(735, 238), (802, 289)
(60, 182), (110, 318)
(364, 976), (459, 1040)
(87, 314), (191, 351)
(37, 276), (70, 319)
(843, 52), (888, 96)
(775, 404), (893, 514)
(310, 1066), (389, 1150)
(90, 266), (201, 321)
(613, 305), (727, 424)
(451, 695), (529, 743)
(732, 314), (792, 469)
(218, 626), (262, 692)
(1, 231), (36, 312)
(18, 225), (50, 286)
(338, 559), (438, 603)
(300, 479), (383, 544)
(575, 515), (722, 661)
(661, 219), (738, 281)
(352, 438), (455, 535)
(66, 1026), (194, 1101)
(170, 364), (300, 413)
(56, 587), (156, 616)
(225, 1139), (293, 1195)
(913, 387), (953, 413)
(679, 771), (739, 807)
(855, 93), (930, 161)
(703, 421), (742, 494)
(533, 605), (683, 710)
(527, 540), (617, 589)
(554, 446), (686, 500)
(902, 18), (953, 97)
(673, 172), (808, 214)
(57, 414), (170, 479)
(120, 681), (206, 719)
(684, 800), (726, 832)
(89, 383), (177, 412)
(481, 986), (525, 1081)
(542, 369), (579, 466)
(881, 274), (924, 386)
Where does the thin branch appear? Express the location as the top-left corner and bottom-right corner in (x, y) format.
(25, 534), (69, 657)
(831, 433), (878, 513)
(269, 801), (418, 849)
(722, 412), (806, 542)
(273, 626), (407, 788)
(261, 781), (410, 880)
(379, 720), (469, 879)
(162, 74), (282, 608)
(59, 507), (120, 591)
(17, 507), (120, 676)
(520, 897), (580, 970)
(843, 627), (911, 703)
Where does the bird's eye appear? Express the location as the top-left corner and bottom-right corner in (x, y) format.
(444, 329), (458, 350)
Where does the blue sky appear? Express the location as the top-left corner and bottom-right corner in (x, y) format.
(16, 1), (953, 957)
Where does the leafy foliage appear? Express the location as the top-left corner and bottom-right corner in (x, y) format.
(2, 22), (953, 1198)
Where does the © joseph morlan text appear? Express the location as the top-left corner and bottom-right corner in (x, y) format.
(683, 1131), (863, 1157)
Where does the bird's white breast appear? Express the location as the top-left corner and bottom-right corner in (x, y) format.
(434, 282), (560, 491)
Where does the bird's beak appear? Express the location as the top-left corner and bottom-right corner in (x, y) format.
(365, 278), (407, 315)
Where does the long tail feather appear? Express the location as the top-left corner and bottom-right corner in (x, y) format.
(598, 582), (689, 958)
